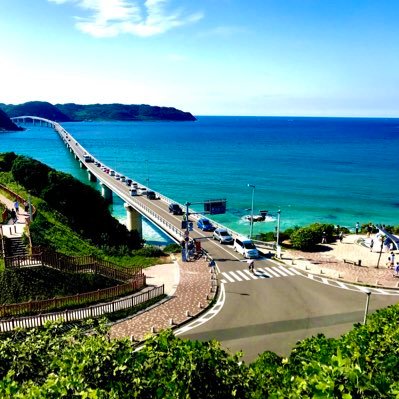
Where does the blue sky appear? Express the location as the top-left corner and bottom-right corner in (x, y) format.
(1, 0), (398, 116)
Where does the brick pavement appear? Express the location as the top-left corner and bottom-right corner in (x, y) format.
(109, 257), (215, 341)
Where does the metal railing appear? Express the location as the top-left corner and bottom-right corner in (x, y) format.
(0, 284), (164, 332)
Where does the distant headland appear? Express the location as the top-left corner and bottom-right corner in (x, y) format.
(0, 101), (196, 127)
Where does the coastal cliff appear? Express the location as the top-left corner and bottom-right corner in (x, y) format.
(0, 101), (196, 122)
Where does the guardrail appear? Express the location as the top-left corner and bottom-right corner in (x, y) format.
(0, 284), (164, 332)
(14, 117), (277, 251)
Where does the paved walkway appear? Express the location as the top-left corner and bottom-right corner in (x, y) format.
(279, 234), (399, 289)
(110, 257), (216, 341)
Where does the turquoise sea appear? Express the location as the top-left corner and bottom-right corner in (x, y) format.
(1, 116), (399, 244)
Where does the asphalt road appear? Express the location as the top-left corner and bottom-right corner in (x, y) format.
(58, 126), (399, 364)
(180, 237), (399, 363)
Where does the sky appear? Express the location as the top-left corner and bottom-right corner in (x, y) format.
(1, 0), (398, 117)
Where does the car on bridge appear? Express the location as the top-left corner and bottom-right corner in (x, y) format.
(233, 237), (259, 258)
(197, 218), (215, 231)
(213, 228), (233, 244)
(169, 203), (183, 215)
(146, 191), (157, 200)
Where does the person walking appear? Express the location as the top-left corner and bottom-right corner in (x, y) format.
(370, 238), (374, 252)
(339, 231), (344, 243)
(391, 252), (395, 268)
(247, 259), (255, 273)
(355, 222), (360, 235)
(321, 231), (327, 244)
(10, 208), (17, 224)
(13, 200), (19, 214)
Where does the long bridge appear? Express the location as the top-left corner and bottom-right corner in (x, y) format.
(11, 116), (237, 246)
(9, 116), (399, 362)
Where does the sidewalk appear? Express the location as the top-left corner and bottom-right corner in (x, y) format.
(278, 234), (399, 289)
(109, 257), (216, 341)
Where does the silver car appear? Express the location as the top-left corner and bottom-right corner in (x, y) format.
(213, 228), (233, 244)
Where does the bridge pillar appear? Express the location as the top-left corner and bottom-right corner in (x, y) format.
(79, 161), (87, 170)
(100, 183), (113, 203)
(124, 203), (142, 237)
(88, 170), (97, 182)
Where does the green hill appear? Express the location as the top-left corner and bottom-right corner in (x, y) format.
(0, 101), (196, 122)
(0, 101), (71, 122)
(0, 109), (23, 131)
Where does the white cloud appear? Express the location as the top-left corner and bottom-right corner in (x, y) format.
(48, 0), (203, 37)
(198, 25), (247, 39)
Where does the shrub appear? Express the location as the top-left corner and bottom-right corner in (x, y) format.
(163, 243), (181, 253)
(134, 245), (165, 257)
(290, 227), (319, 250)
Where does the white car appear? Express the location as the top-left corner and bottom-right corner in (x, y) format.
(213, 228), (233, 244)
(233, 237), (259, 258)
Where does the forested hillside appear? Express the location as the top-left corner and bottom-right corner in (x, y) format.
(0, 101), (196, 122)
(0, 109), (23, 131)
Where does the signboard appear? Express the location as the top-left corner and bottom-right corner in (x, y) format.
(181, 220), (193, 230)
(204, 199), (227, 215)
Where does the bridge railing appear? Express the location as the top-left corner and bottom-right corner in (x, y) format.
(14, 116), (260, 245)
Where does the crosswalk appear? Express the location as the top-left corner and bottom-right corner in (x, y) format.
(220, 265), (301, 284)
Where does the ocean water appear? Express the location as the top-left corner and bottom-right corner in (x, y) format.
(1, 116), (399, 244)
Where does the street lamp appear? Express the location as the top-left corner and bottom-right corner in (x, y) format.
(363, 290), (371, 325)
(247, 184), (255, 239)
(145, 159), (149, 187)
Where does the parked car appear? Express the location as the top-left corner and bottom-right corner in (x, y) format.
(169, 203), (183, 215)
(233, 237), (259, 258)
(213, 228), (233, 244)
(146, 191), (156, 200)
(197, 218), (215, 231)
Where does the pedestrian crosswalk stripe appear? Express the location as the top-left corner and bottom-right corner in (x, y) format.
(220, 265), (295, 284)
(263, 267), (280, 277)
(242, 269), (258, 279)
(223, 273), (235, 283)
(236, 270), (251, 280)
(277, 265), (296, 276)
(255, 268), (271, 278)
(229, 271), (243, 282)
(289, 267), (302, 276)
(269, 267), (288, 277)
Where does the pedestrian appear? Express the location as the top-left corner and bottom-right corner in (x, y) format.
(355, 222), (360, 235)
(391, 252), (395, 267)
(394, 262), (399, 277)
(10, 208), (17, 224)
(321, 231), (327, 244)
(24, 201), (29, 213)
(13, 200), (19, 214)
(369, 238), (374, 252)
(339, 231), (344, 243)
(366, 224), (373, 238)
(247, 259), (255, 273)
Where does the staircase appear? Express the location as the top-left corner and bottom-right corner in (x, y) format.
(4, 236), (28, 257)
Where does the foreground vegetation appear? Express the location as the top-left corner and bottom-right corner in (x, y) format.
(0, 302), (399, 398)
